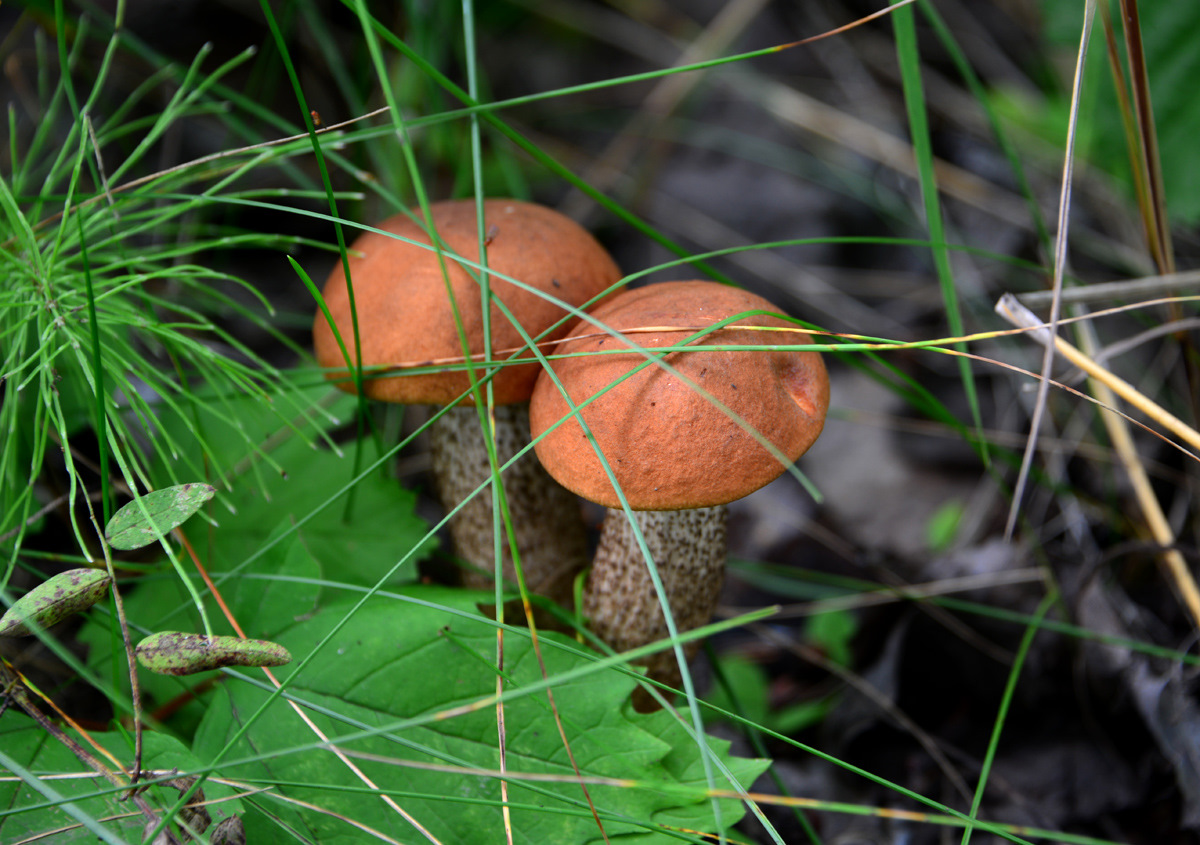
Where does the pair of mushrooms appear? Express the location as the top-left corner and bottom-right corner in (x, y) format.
(313, 198), (828, 695)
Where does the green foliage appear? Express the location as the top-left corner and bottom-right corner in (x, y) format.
(77, 532), (327, 740)
(143, 384), (437, 587)
(1028, 0), (1200, 223)
(925, 500), (966, 553)
(194, 585), (768, 844)
(0, 715), (243, 844)
(705, 656), (831, 737)
(104, 484), (215, 551)
(0, 16), (325, 576)
(804, 609), (857, 669)
(78, 433), (434, 731)
(9, 1), (1164, 842)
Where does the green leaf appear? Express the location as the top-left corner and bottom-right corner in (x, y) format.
(230, 530), (323, 639)
(926, 500), (965, 553)
(705, 655), (835, 737)
(0, 716), (243, 844)
(194, 586), (767, 844)
(201, 444), (434, 588)
(148, 385), (435, 587)
(0, 568), (111, 637)
(76, 532), (324, 740)
(772, 700), (832, 736)
(136, 631), (292, 675)
(104, 483), (215, 550)
(805, 609), (858, 669)
(705, 656), (770, 727)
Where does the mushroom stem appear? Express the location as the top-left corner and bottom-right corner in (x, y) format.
(584, 505), (727, 698)
(429, 405), (587, 602)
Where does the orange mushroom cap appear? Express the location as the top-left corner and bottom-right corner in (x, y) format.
(312, 198), (622, 406)
(529, 281), (829, 510)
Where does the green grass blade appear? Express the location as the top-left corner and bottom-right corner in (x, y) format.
(892, 0), (988, 466)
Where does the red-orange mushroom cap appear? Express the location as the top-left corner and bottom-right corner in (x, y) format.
(529, 280), (829, 511)
(529, 280), (829, 708)
(311, 198), (621, 597)
(312, 198), (622, 406)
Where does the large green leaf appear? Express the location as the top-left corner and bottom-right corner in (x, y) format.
(198, 441), (435, 588)
(0, 715), (243, 844)
(194, 585), (768, 844)
(145, 383), (436, 589)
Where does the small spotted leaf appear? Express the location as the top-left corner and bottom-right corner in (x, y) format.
(105, 483), (215, 550)
(0, 568), (112, 637)
(136, 631), (292, 675)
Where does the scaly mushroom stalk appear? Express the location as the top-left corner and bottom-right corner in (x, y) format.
(313, 198), (622, 594)
(585, 507), (726, 690)
(529, 281), (829, 705)
(430, 405), (586, 600)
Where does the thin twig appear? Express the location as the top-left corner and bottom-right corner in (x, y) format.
(1014, 269), (1200, 309)
(0, 490), (106, 545)
(997, 297), (1200, 629)
(997, 296), (1200, 456)
(1075, 321), (1200, 630)
(0, 662), (175, 841)
(1079, 318), (1200, 373)
(82, 499), (144, 786)
(84, 114), (117, 215)
(1004, 0), (1096, 540)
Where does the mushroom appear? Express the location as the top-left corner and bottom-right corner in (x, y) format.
(528, 280), (828, 700)
(313, 198), (622, 598)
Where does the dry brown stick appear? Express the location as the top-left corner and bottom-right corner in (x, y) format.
(1014, 270), (1200, 309)
(996, 295), (1200, 630)
(1073, 321), (1200, 631)
(79, 496), (145, 787)
(997, 295), (1200, 456)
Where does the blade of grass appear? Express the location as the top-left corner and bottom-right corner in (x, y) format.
(959, 589), (1057, 845)
(917, 0), (1052, 253)
(1116, 0), (1173, 275)
(891, 0), (988, 467)
(1110, 0), (1200, 432)
(460, 5), (520, 843)
(703, 644), (822, 844)
(256, 0), (373, 516)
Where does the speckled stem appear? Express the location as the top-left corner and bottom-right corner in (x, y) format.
(429, 405), (588, 602)
(583, 506), (727, 698)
